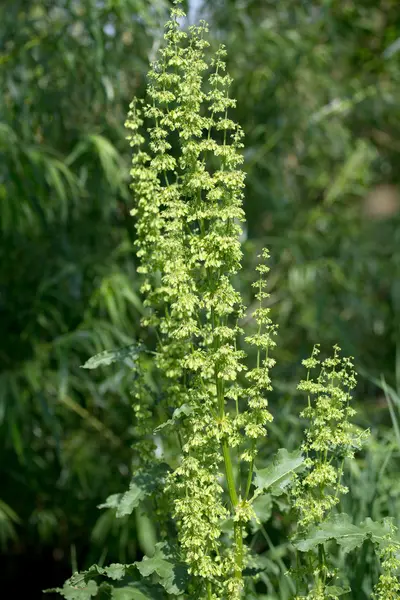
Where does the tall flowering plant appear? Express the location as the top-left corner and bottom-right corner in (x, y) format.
(52, 3), (400, 599)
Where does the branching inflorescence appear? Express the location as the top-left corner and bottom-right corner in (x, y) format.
(125, 2), (278, 596)
(54, 3), (400, 599)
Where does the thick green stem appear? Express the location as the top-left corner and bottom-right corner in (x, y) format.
(222, 439), (239, 506)
(222, 440), (244, 589)
(234, 522), (244, 578)
(215, 365), (243, 590)
(217, 377), (243, 590)
(317, 543), (327, 589)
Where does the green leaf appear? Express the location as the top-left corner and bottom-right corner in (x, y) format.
(46, 563), (138, 599)
(99, 493), (120, 509)
(253, 448), (304, 497)
(136, 508), (157, 557)
(154, 404), (193, 433)
(294, 513), (395, 553)
(250, 494), (272, 533)
(111, 582), (164, 600)
(81, 344), (141, 369)
(99, 463), (170, 518)
(96, 582), (113, 600)
(111, 586), (155, 600)
(103, 564), (130, 580)
(325, 586), (352, 597)
(243, 553), (271, 577)
(135, 543), (189, 596)
(49, 579), (98, 600)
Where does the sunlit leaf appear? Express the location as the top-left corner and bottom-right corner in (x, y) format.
(99, 463), (170, 518)
(111, 587), (153, 600)
(154, 404), (193, 433)
(253, 448), (304, 497)
(81, 344), (141, 369)
(50, 579), (98, 600)
(325, 586), (352, 597)
(294, 513), (396, 553)
(135, 543), (189, 596)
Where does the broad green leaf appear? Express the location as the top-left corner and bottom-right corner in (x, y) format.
(135, 543), (189, 596)
(136, 543), (172, 579)
(250, 494), (272, 532)
(154, 404), (193, 433)
(103, 564), (130, 580)
(81, 344), (141, 369)
(253, 448), (304, 497)
(325, 586), (351, 597)
(111, 583), (164, 600)
(89, 563), (136, 580)
(99, 493), (120, 509)
(99, 463), (170, 518)
(116, 486), (144, 519)
(97, 582), (113, 600)
(50, 579), (98, 600)
(47, 563), (137, 599)
(112, 587), (153, 600)
(294, 513), (395, 553)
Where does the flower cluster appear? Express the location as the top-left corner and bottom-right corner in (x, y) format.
(241, 249), (277, 460)
(290, 345), (370, 599)
(374, 527), (400, 600)
(126, 2), (276, 596)
(292, 344), (364, 528)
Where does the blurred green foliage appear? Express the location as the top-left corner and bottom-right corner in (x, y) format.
(211, 0), (400, 377)
(1, 0), (400, 597)
(0, 0), (169, 591)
